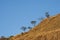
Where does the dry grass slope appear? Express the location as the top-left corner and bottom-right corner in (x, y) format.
(11, 14), (60, 40)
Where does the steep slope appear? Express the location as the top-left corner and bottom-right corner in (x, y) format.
(11, 14), (60, 40)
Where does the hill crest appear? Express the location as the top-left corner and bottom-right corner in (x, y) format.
(11, 14), (60, 40)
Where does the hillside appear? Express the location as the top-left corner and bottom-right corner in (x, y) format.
(8, 14), (60, 40)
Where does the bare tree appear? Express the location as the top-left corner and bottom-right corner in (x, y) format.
(31, 21), (36, 27)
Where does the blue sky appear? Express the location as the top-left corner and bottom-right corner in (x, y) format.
(0, 0), (60, 37)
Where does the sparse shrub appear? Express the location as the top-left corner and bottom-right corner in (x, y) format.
(0, 36), (8, 40)
(28, 26), (32, 29)
(9, 36), (14, 38)
(8, 36), (14, 40)
(45, 12), (50, 18)
(31, 21), (36, 27)
(38, 17), (44, 21)
(21, 32), (24, 35)
(21, 26), (27, 32)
